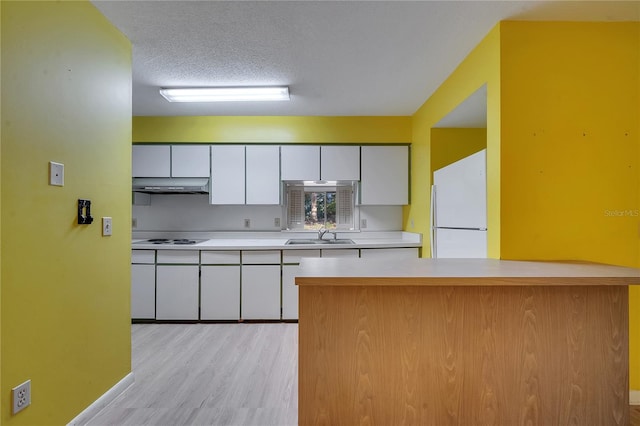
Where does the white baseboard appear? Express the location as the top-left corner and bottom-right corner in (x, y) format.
(631, 390), (640, 405)
(67, 372), (134, 425)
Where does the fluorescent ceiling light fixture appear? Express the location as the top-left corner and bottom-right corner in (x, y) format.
(159, 86), (290, 102)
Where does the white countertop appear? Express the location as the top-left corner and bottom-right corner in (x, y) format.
(131, 231), (422, 250)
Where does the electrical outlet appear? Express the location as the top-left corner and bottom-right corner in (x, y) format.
(274, 217), (281, 227)
(361, 218), (367, 229)
(102, 217), (112, 236)
(12, 380), (31, 414)
(244, 219), (250, 229)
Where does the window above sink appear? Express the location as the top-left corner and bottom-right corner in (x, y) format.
(284, 181), (356, 231)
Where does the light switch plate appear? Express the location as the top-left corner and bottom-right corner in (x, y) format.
(102, 217), (112, 236)
(49, 161), (64, 186)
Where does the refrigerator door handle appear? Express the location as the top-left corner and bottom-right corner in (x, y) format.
(430, 184), (436, 258)
(437, 226), (487, 231)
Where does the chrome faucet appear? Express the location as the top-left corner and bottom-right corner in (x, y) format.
(318, 226), (329, 240)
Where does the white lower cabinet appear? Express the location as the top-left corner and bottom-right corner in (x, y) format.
(241, 265), (281, 320)
(131, 264), (156, 319)
(131, 246), (420, 322)
(201, 266), (240, 320)
(282, 250), (320, 320)
(282, 265), (300, 320)
(359, 247), (419, 259)
(156, 265), (199, 320)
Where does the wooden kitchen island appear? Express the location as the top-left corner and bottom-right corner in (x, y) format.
(295, 258), (640, 426)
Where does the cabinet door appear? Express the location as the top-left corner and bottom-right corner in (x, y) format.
(132, 145), (171, 177)
(171, 145), (210, 177)
(360, 145), (409, 205)
(241, 265), (281, 320)
(321, 146), (360, 181)
(282, 250), (320, 320)
(246, 145), (280, 204)
(156, 265), (199, 320)
(280, 145), (320, 181)
(131, 264), (155, 319)
(210, 145), (245, 204)
(282, 265), (300, 320)
(201, 266), (240, 320)
(360, 247), (418, 259)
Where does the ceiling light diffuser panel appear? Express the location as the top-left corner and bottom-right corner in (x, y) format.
(159, 86), (290, 102)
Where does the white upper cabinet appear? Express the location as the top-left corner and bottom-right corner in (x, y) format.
(210, 145), (245, 205)
(246, 145), (280, 205)
(280, 145), (320, 181)
(360, 145), (409, 205)
(320, 146), (360, 181)
(133, 145), (210, 177)
(132, 145), (171, 177)
(171, 145), (210, 177)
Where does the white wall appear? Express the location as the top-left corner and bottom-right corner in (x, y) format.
(132, 194), (403, 232)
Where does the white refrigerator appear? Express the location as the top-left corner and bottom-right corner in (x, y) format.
(431, 149), (487, 258)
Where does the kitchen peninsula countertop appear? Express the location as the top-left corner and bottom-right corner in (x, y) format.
(296, 257), (639, 425)
(294, 257), (640, 286)
(131, 231), (421, 250)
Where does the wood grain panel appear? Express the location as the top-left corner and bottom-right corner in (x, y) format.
(631, 405), (640, 425)
(298, 285), (629, 426)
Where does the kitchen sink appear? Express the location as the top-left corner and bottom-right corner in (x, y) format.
(285, 238), (355, 245)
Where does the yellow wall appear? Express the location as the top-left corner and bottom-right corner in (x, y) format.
(133, 116), (411, 144)
(1, 2), (132, 424)
(413, 21), (640, 390)
(430, 128), (487, 174)
(499, 21), (640, 389)
(633, 285), (640, 390)
(500, 21), (639, 265)
(0, 0), (3, 403)
(410, 25), (501, 257)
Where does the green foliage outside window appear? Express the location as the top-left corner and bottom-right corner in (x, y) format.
(304, 191), (336, 229)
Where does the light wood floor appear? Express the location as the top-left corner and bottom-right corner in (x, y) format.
(87, 323), (640, 426)
(87, 323), (298, 426)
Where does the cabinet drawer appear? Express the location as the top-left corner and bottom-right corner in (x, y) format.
(201, 250), (241, 265)
(132, 249), (155, 264)
(321, 249), (360, 258)
(242, 250), (281, 264)
(156, 250), (199, 264)
(282, 249), (321, 264)
(360, 247), (418, 259)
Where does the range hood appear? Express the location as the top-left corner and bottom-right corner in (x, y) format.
(132, 177), (209, 194)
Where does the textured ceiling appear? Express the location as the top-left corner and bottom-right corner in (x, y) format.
(92, 0), (639, 121)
